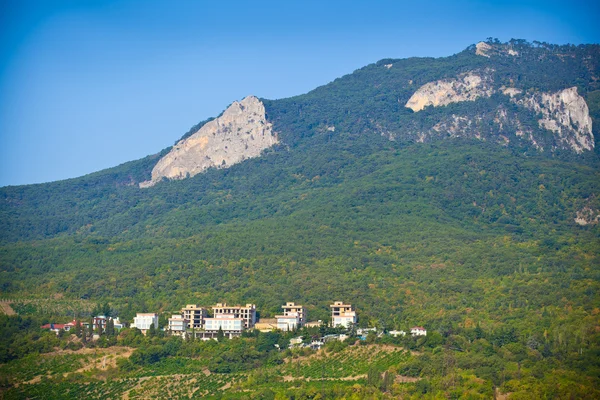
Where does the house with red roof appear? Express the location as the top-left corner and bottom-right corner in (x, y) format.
(40, 320), (79, 335)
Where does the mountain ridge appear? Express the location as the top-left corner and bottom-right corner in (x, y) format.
(1, 40), (599, 246)
(2, 39), (599, 190)
(1, 38), (599, 400)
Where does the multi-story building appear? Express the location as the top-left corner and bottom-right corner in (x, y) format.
(181, 304), (207, 330)
(82, 316), (124, 332)
(91, 315), (108, 332)
(276, 314), (300, 331)
(275, 302), (307, 331)
(168, 314), (189, 337)
(212, 303), (256, 329)
(330, 301), (356, 328)
(133, 313), (159, 335)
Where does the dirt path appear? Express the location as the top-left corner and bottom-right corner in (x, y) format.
(283, 374), (367, 382)
(0, 302), (16, 315)
(396, 375), (421, 383)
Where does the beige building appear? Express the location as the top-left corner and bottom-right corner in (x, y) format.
(212, 303), (256, 329)
(181, 304), (207, 330)
(282, 302), (306, 325)
(330, 301), (356, 328)
(254, 318), (277, 332)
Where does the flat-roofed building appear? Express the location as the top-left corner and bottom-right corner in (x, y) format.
(275, 302), (307, 331)
(304, 320), (323, 328)
(330, 301), (356, 328)
(281, 302), (306, 325)
(181, 304), (207, 330)
(204, 315), (245, 335)
(276, 314), (301, 331)
(133, 313), (159, 335)
(254, 318), (277, 332)
(168, 314), (188, 337)
(212, 303), (256, 329)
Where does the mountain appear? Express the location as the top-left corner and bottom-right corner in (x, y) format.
(0, 39), (598, 317)
(1, 38), (600, 398)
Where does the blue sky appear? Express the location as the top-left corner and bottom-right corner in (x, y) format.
(1, 0), (599, 186)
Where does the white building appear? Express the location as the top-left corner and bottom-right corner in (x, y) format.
(212, 303), (256, 329)
(204, 315), (245, 335)
(324, 334), (349, 342)
(310, 338), (324, 350)
(168, 314), (188, 337)
(276, 302), (307, 331)
(112, 317), (125, 330)
(330, 301), (356, 329)
(411, 326), (427, 336)
(357, 327), (376, 336)
(276, 315), (300, 331)
(133, 313), (159, 335)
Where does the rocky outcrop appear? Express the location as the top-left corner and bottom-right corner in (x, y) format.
(575, 206), (600, 226)
(475, 42), (493, 57)
(501, 87), (522, 97)
(475, 42), (519, 57)
(514, 87), (594, 153)
(405, 71), (494, 112)
(140, 96), (277, 188)
(403, 66), (594, 154)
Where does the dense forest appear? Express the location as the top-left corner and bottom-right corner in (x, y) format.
(0, 40), (599, 398)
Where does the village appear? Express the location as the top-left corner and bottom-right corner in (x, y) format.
(41, 300), (427, 348)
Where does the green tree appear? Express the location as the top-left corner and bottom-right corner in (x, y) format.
(105, 319), (115, 337)
(102, 302), (111, 317)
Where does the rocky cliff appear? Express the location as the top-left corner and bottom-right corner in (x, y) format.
(405, 70), (494, 112)
(403, 68), (594, 153)
(140, 96), (277, 187)
(514, 87), (594, 153)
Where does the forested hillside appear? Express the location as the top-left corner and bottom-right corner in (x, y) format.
(0, 40), (599, 398)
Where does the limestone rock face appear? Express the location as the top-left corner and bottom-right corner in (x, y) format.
(475, 42), (493, 57)
(402, 67), (594, 154)
(405, 71), (494, 112)
(515, 87), (594, 153)
(475, 42), (519, 57)
(575, 206), (600, 226)
(140, 96), (277, 188)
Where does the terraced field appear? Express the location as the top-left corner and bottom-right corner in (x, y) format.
(1, 344), (413, 399)
(280, 345), (410, 380)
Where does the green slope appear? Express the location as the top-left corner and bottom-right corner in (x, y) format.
(1, 140), (598, 321)
(1, 40), (599, 398)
